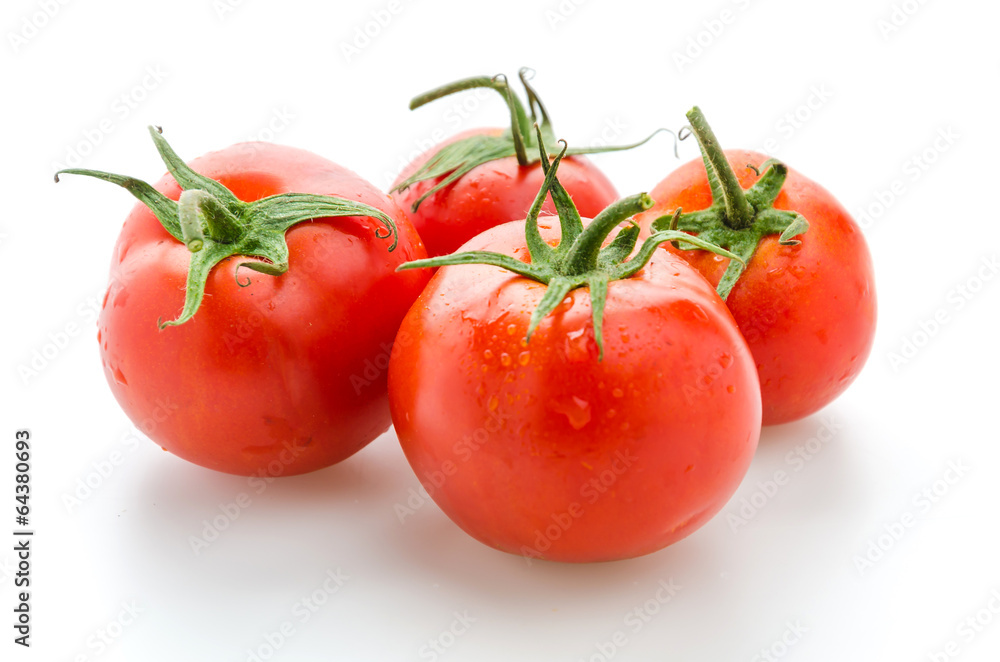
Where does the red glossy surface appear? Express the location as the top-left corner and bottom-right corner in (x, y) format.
(635, 150), (877, 425)
(388, 219), (761, 562)
(98, 142), (430, 475)
(391, 128), (619, 257)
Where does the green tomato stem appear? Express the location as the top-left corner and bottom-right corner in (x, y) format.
(686, 106), (755, 230)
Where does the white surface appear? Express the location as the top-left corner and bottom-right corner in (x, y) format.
(2, 0), (999, 660)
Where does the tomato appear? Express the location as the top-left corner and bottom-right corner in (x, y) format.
(58, 128), (429, 476)
(392, 127), (617, 257)
(390, 69), (657, 257)
(635, 108), (876, 425)
(389, 142), (761, 562)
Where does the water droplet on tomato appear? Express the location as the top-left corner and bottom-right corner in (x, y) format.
(112, 365), (128, 386)
(549, 396), (591, 430)
(500, 353), (511, 367)
(488, 395), (499, 411)
(483, 349), (494, 361)
(718, 352), (733, 369)
(612, 388), (624, 398)
(563, 327), (592, 363)
(116, 237), (135, 264)
(517, 351), (530, 366)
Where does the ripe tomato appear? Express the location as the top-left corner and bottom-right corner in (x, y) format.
(58, 128), (429, 476)
(635, 108), (876, 425)
(392, 127), (617, 257)
(390, 69), (658, 257)
(389, 141), (761, 562)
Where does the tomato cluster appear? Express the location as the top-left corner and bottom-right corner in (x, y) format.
(59, 70), (875, 562)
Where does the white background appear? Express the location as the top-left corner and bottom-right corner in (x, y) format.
(2, 0), (999, 660)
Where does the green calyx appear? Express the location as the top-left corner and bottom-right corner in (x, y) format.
(398, 126), (741, 360)
(651, 106), (809, 300)
(391, 67), (668, 212)
(55, 126), (399, 329)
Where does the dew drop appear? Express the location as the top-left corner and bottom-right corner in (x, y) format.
(500, 353), (512, 367)
(518, 351), (530, 366)
(488, 395), (499, 411)
(483, 349), (494, 361)
(549, 396), (592, 430)
(612, 388), (624, 398)
(563, 327), (592, 363)
(112, 365), (128, 386)
(112, 287), (129, 309)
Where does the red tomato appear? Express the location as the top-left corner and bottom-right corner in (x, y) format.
(391, 127), (618, 257)
(389, 150), (761, 561)
(388, 69), (663, 258)
(63, 130), (429, 475)
(636, 143), (876, 425)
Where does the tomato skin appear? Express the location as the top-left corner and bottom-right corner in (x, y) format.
(391, 128), (619, 257)
(98, 142), (430, 476)
(388, 219), (761, 562)
(636, 150), (877, 425)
